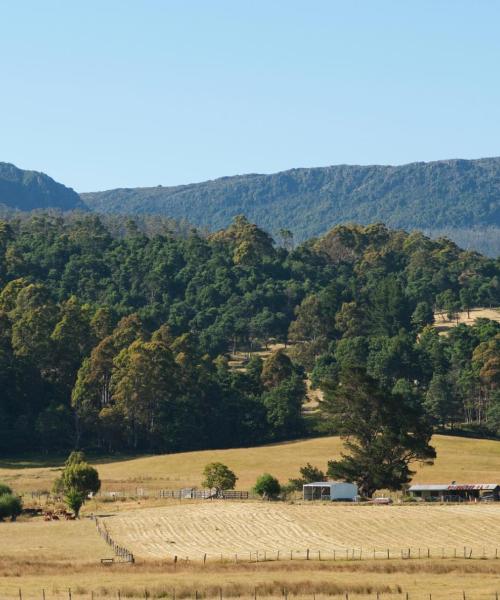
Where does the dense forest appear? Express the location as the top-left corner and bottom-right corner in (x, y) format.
(0, 213), (499, 456)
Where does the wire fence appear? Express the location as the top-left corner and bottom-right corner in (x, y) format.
(8, 588), (500, 600)
(90, 515), (134, 563)
(119, 545), (500, 564)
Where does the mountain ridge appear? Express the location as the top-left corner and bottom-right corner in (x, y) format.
(81, 157), (500, 243)
(0, 162), (84, 212)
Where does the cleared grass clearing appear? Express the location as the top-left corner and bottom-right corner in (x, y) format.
(434, 307), (500, 334)
(103, 502), (500, 561)
(1, 435), (500, 494)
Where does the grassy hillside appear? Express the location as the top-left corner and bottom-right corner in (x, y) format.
(2, 435), (500, 493)
(82, 157), (500, 255)
(0, 162), (84, 212)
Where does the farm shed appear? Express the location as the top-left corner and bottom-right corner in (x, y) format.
(408, 483), (500, 502)
(303, 481), (358, 501)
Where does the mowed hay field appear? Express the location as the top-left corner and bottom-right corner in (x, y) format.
(104, 502), (500, 560)
(3, 516), (500, 600)
(2, 435), (500, 494)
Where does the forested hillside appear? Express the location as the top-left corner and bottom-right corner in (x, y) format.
(0, 213), (499, 456)
(2, 159), (500, 255)
(0, 163), (84, 212)
(82, 158), (500, 256)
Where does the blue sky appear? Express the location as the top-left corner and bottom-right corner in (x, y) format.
(1, 1), (500, 191)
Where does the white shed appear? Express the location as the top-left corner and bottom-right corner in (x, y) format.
(303, 481), (358, 502)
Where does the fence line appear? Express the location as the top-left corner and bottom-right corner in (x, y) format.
(26, 488), (256, 501)
(11, 587), (500, 600)
(90, 515), (134, 563)
(159, 545), (500, 564)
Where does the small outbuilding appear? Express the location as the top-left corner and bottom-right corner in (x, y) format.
(408, 483), (500, 502)
(303, 481), (358, 502)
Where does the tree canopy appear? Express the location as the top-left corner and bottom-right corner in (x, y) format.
(0, 213), (499, 463)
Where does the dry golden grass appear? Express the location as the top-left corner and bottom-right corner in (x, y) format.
(103, 502), (500, 561)
(434, 307), (500, 333)
(0, 518), (112, 567)
(2, 517), (500, 599)
(2, 558), (500, 599)
(1, 435), (500, 495)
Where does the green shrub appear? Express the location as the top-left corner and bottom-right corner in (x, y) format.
(0, 483), (13, 496)
(254, 473), (281, 500)
(0, 494), (23, 521)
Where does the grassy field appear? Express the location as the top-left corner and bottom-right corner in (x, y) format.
(2, 435), (500, 600)
(434, 307), (500, 333)
(2, 434), (500, 494)
(104, 502), (500, 560)
(2, 515), (500, 600)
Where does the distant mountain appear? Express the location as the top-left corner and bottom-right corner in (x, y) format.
(0, 162), (84, 212)
(81, 158), (500, 254)
(2, 158), (500, 255)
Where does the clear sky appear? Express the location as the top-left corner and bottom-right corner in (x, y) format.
(1, 0), (500, 192)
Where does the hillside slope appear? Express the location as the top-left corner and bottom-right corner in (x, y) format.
(2, 435), (499, 492)
(82, 158), (500, 252)
(0, 162), (84, 212)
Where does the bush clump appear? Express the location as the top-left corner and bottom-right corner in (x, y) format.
(254, 473), (281, 500)
(0, 483), (13, 496)
(0, 493), (23, 521)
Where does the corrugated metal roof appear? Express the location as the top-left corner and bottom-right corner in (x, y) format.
(409, 484), (449, 492)
(303, 481), (352, 487)
(409, 483), (499, 492)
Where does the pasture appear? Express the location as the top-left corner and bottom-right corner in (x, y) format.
(2, 516), (500, 599)
(2, 434), (500, 494)
(0, 436), (500, 600)
(103, 501), (500, 561)
(2, 435), (500, 599)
